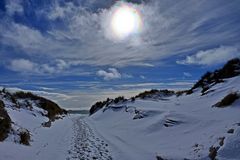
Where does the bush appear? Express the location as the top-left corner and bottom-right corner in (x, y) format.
(217, 58), (240, 79)
(135, 89), (175, 99)
(176, 90), (188, 97)
(156, 155), (166, 160)
(135, 89), (159, 99)
(89, 98), (112, 115)
(189, 58), (240, 94)
(213, 92), (239, 108)
(209, 146), (219, 160)
(0, 100), (11, 141)
(42, 121), (51, 127)
(89, 96), (128, 115)
(19, 129), (30, 145)
(13, 91), (38, 100)
(219, 137), (225, 146)
(227, 128), (234, 134)
(113, 96), (126, 104)
(13, 91), (67, 120)
(130, 97), (135, 102)
(39, 99), (66, 120)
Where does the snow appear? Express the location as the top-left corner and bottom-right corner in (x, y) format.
(87, 76), (240, 160)
(0, 116), (73, 160)
(0, 76), (240, 160)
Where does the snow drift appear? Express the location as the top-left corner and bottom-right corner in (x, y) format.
(88, 58), (240, 160)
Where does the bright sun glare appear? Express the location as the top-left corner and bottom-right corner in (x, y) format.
(111, 5), (142, 40)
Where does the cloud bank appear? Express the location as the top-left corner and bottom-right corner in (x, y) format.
(177, 46), (239, 65)
(1, 0), (239, 73)
(97, 68), (121, 80)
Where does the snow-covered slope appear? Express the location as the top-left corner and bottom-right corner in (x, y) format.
(0, 90), (73, 160)
(87, 76), (240, 160)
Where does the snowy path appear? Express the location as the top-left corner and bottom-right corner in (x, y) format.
(67, 117), (113, 160)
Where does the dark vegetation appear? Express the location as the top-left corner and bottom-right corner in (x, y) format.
(113, 96), (127, 104)
(188, 58), (240, 95)
(1, 89), (67, 120)
(0, 100), (11, 141)
(213, 92), (239, 108)
(209, 146), (219, 160)
(219, 137), (225, 146)
(89, 96), (128, 115)
(227, 128), (234, 134)
(135, 89), (175, 99)
(175, 90), (189, 97)
(0, 89), (67, 144)
(12, 91), (67, 120)
(89, 98), (112, 115)
(19, 129), (30, 145)
(42, 121), (51, 128)
(156, 155), (166, 160)
(89, 90), (175, 115)
(89, 58), (240, 115)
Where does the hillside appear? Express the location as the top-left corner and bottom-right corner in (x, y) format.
(0, 89), (73, 159)
(87, 58), (240, 160)
(0, 58), (239, 160)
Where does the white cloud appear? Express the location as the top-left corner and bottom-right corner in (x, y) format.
(8, 59), (69, 74)
(177, 46), (239, 66)
(1, 0), (240, 70)
(97, 68), (121, 80)
(6, 0), (23, 16)
(9, 59), (35, 72)
(47, 2), (76, 20)
(183, 72), (192, 77)
(140, 75), (146, 79)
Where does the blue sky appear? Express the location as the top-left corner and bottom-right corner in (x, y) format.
(0, 0), (240, 109)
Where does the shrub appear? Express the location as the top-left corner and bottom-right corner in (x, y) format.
(113, 96), (126, 104)
(13, 91), (67, 120)
(219, 137), (225, 146)
(19, 129), (30, 145)
(130, 97), (135, 102)
(89, 98), (112, 115)
(135, 89), (175, 99)
(0, 100), (11, 141)
(186, 89), (193, 95)
(208, 146), (219, 160)
(135, 89), (159, 99)
(42, 121), (51, 127)
(176, 90), (188, 97)
(189, 58), (240, 94)
(213, 92), (239, 108)
(227, 129), (234, 134)
(39, 99), (66, 121)
(13, 91), (38, 100)
(217, 58), (240, 79)
(156, 155), (166, 160)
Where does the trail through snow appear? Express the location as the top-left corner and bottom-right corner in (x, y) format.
(67, 117), (113, 160)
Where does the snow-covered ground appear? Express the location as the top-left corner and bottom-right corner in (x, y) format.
(0, 76), (239, 160)
(0, 110), (112, 160)
(87, 76), (240, 160)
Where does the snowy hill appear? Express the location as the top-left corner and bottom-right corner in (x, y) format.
(87, 59), (240, 160)
(0, 59), (239, 160)
(0, 90), (72, 159)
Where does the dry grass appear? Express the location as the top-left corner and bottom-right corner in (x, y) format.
(19, 129), (30, 145)
(13, 91), (67, 120)
(0, 100), (11, 141)
(214, 92), (239, 108)
(209, 146), (219, 160)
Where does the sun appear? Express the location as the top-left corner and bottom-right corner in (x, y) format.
(110, 5), (142, 40)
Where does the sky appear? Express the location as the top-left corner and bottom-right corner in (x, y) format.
(0, 0), (240, 109)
